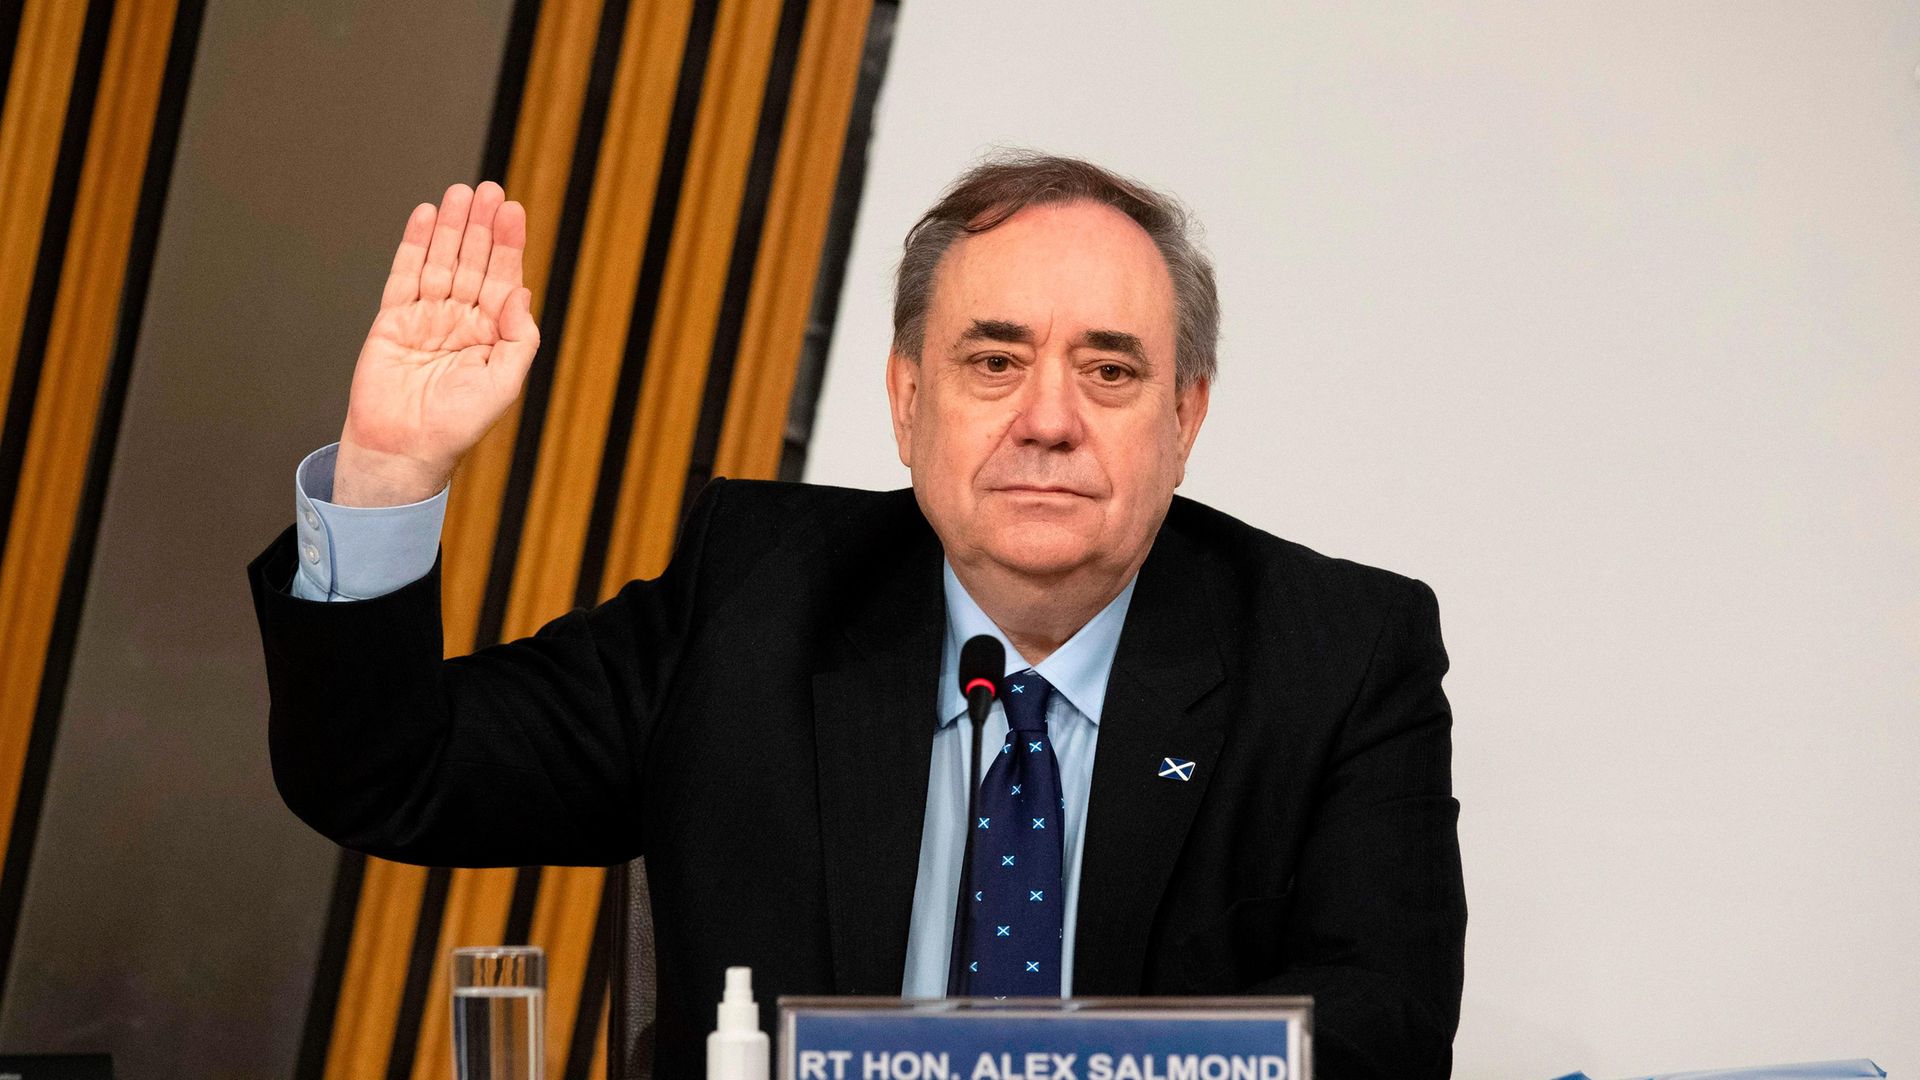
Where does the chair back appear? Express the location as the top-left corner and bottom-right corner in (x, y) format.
(608, 859), (656, 1080)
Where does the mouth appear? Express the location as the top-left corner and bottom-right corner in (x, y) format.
(993, 485), (1093, 498)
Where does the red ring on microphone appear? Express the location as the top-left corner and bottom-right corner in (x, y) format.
(962, 677), (997, 698)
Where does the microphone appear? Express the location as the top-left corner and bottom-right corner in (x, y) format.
(948, 634), (1003, 995)
(959, 635), (1004, 730)
(957, 638), (1004, 808)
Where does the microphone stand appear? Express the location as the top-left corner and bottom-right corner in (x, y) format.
(946, 689), (991, 996)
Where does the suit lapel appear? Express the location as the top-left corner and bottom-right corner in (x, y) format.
(1073, 522), (1228, 994)
(812, 528), (945, 994)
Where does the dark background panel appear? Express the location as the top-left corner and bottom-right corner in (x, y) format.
(0, 1), (513, 1076)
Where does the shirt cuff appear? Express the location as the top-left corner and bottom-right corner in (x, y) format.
(292, 442), (448, 601)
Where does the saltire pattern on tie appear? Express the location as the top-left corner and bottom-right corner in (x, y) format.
(955, 669), (1064, 997)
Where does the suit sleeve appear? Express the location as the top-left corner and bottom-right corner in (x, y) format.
(1256, 578), (1466, 1080)
(247, 477), (726, 868)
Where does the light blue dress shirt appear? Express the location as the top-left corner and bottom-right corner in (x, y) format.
(289, 443), (449, 603)
(902, 564), (1133, 998)
(288, 442), (1135, 996)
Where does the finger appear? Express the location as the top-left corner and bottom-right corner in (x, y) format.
(478, 199), (526, 322)
(419, 183), (473, 301)
(490, 287), (540, 392)
(452, 181), (504, 304)
(381, 203), (436, 309)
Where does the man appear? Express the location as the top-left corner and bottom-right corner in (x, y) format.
(249, 153), (1465, 1078)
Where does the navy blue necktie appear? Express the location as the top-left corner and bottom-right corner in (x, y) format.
(954, 669), (1064, 997)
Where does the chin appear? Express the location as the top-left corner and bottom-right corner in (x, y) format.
(978, 522), (1097, 579)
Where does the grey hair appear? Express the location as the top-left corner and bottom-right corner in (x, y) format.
(891, 150), (1220, 389)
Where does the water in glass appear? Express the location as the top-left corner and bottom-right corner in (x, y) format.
(453, 985), (542, 1080)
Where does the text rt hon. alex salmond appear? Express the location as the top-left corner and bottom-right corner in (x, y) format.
(248, 153), (1466, 1079)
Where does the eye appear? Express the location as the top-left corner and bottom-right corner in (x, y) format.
(1095, 362), (1131, 383)
(981, 354), (1012, 373)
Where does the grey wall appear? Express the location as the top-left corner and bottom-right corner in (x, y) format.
(0, 1), (511, 1076)
(806, 2), (1920, 1076)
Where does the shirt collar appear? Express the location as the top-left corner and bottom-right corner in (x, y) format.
(937, 559), (1137, 728)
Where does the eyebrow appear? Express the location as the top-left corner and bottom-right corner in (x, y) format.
(956, 319), (1151, 367)
(958, 318), (1034, 348)
(1079, 328), (1147, 366)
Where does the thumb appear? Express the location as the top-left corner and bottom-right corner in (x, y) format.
(491, 287), (540, 392)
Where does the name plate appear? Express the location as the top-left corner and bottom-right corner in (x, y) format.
(779, 998), (1310, 1080)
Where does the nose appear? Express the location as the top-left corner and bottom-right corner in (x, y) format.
(1008, 357), (1084, 450)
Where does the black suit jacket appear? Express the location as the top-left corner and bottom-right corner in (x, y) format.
(248, 479), (1465, 1079)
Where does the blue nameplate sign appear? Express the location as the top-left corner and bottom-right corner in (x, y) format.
(780, 998), (1310, 1080)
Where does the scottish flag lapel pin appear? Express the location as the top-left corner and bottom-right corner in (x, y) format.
(1158, 757), (1196, 782)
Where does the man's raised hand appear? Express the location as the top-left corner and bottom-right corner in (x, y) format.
(333, 181), (540, 507)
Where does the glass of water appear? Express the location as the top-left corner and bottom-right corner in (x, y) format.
(452, 945), (545, 1080)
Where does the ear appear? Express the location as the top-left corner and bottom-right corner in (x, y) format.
(1173, 377), (1210, 485)
(885, 350), (921, 468)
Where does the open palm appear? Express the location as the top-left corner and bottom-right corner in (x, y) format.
(339, 181), (538, 502)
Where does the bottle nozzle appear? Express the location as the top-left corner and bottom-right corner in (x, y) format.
(710, 965), (768, 1079)
(717, 966), (759, 1032)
